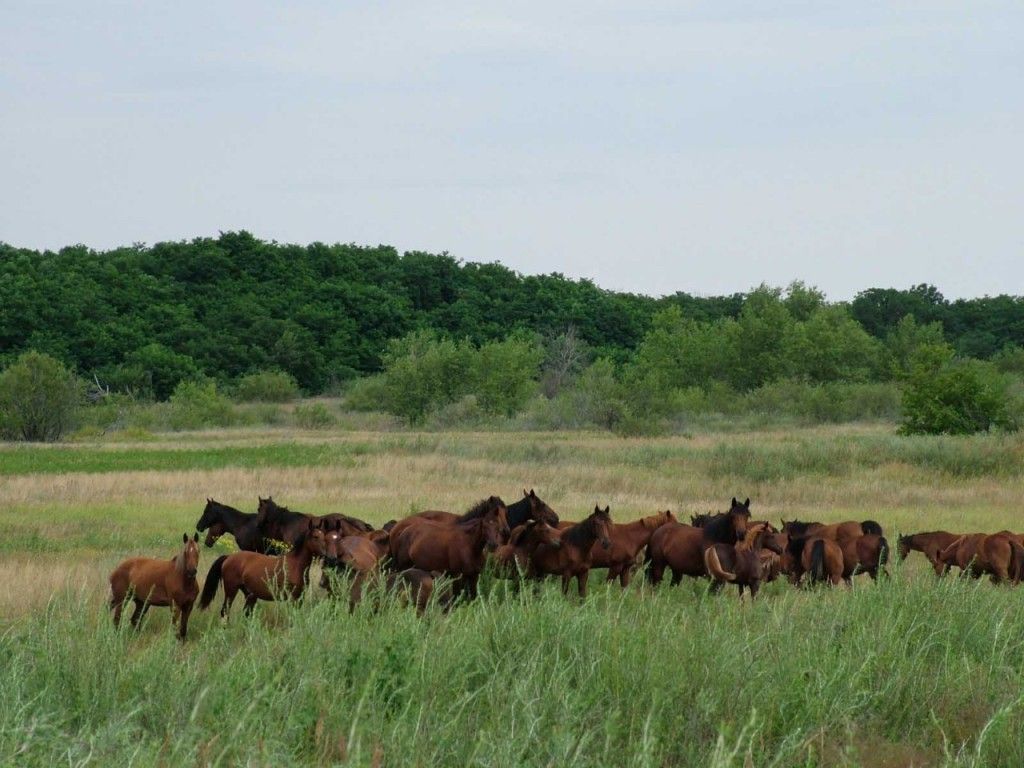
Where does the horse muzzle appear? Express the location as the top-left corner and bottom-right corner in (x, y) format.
(185, 568), (198, 579)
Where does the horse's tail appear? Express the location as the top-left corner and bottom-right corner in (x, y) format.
(877, 536), (889, 570)
(703, 546), (736, 582)
(1010, 540), (1024, 584)
(861, 520), (883, 536)
(199, 555), (227, 610)
(810, 540), (827, 583)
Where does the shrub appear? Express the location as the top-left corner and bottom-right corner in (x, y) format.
(473, 334), (543, 417)
(294, 403), (335, 429)
(235, 371), (300, 403)
(0, 351), (82, 441)
(380, 331), (476, 424)
(900, 348), (1015, 435)
(167, 380), (236, 430)
(343, 375), (389, 412)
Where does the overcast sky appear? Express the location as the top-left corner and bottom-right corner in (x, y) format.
(2, 2), (1021, 299)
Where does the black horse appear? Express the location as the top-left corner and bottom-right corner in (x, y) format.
(702, 498), (751, 547)
(257, 496), (319, 547)
(195, 499), (270, 553)
(505, 489), (559, 528)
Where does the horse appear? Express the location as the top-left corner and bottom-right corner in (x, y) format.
(109, 533), (200, 640)
(587, 510), (676, 587)
(199, 519), (327, 618)
(492, 520), (562, 578)
(897, 531), (961, 575)
(645, 499), (752, 586)
(396, 496), (511, 537)
(786, 535), (846, 586)
(388, 504), (508, 599)
(320, 525), (391, 593)
(847, 534), (890, 580)
(257, 496), (371, 545)
(195, 498), (269, 552)
(703, 522), (781, 599)
(937, 533), (1024, 584)
(781, 518), (884, 547)
(529, 505), (614, 598)
(349, 568), (436, 616)
(505, 489), (559, 527)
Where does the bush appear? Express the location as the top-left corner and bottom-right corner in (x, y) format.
(167, 380), (236, 430)
(294, 403), (335, 429)
(473, 334), (543, 417)
(235, 371), (300, 403)
(900, 347), (1015, 435)
(0, 351), (82, 441)
(343, 375), (389, 412)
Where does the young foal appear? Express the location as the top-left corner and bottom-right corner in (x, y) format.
(199, 519), (327, 618)
(109, 533), (200, 640)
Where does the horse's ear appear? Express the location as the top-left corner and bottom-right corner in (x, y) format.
(182, 532), (188, 543)
(529, 489), (536, 497)
(731, 497), (738, 507)
(744, 498), (750, 508)
(193, 532), (199, 542)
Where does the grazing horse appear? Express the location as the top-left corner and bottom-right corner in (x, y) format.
(703, 522), (781, 599)
(781, 519), (884, 547)
(195, 498), (269, 552)
(646, 499), (752, 586)
(349, 569), (436, 616)
(109, 533), (200, 640)
(388, 505), (508, 599)
(588, 510), (676, 587)
(530, 506), (614, 598)
(937, 533), (1024, 584)
(492, 520), (562, 578)
(199, 519), (327, 618)
(897, 531), (961, 575)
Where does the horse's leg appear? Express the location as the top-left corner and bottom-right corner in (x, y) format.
(170, 601), (181, 630)
(221, 583), (238, 621)
(561, 573), (572, 596)
(577, 569), (589, 599)
(177, 602), (193, 641)
(620, 568), (631, 588)
(243, 593), (259, 617)
(669, 568), (683, 587)
(130, 599), (148, 628)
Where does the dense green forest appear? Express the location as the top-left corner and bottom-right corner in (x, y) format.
(2, 232), (1022, 398)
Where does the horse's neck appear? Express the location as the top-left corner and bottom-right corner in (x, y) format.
(505, 498), (530, 526)
(565, 521), (598, 552)
(221, 506), (249, 529)
(286, 544), (315, 579)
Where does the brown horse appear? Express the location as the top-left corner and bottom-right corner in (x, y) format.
(196, 499), (270, 552)
(492, 520), (562, 578)
(703, 522), (780, 599)
(846, 534), (890, 580)
(587, 510), (676, 587)
(349, 569), (436, 615)
(390, 496), (510, 542)
(388, 504), (507, 599)
(787, 535), (846, 586)
(781, 518), (883, 547)
(257, 496), (371, 545)
(109, 533), (200, 640)
(199, 519), (327, 618)
(529, 506), (613, 598)
(320, 526), (391, 592)
(937, 533), (1024, 584)
(646, 499), (752, 585)
(897, 531), (962, 575)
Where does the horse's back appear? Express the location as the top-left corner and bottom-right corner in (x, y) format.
(110, 557), (173, 603)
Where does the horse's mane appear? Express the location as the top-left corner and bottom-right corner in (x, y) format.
(690, 513), (712, 528)
(459, 496), (504, 521)
(785, 534), (807, 560)
(783, 520), (818, 538)
(505, 495), (530, 522)
(563, 512), (601, 548)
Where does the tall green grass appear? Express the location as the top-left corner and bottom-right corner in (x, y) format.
(3, 570), (1024, 767)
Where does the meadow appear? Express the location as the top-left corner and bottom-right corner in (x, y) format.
(2, 422), (1024, 767)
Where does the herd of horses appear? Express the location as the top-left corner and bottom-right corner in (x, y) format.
(108, 490), (1024, 641)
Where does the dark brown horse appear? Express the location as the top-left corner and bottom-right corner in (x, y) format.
(397, 496), (511, 535)
(257, 496), (372, 546)
(646, 499), (751, 585)
(109, 533), (200, 640)
(196, 498), (270, 552)
(388, 504), (508, 599)
(586, 510), (676, 587)
(199, 519), (327, 618)
(781, 518), (884, 547)
(529, 506), (613, 598)
(845, 534), (890, 580)
(937, 533), (1024, 584)
(897, 531), (961, 575)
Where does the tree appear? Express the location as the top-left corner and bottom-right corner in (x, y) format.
(474, 334), (544, 417)
(120, 343), (199, 400)
(784, 306), (883, 382)
(0, 351), (81, 441)
(541, 326), (588, 398)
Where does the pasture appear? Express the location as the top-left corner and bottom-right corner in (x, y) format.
(2, 423), (1024, 767)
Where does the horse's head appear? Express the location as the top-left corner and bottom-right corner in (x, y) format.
(180, 532), (200, 579)
(323, 520), (343, 568)
(644, 510), (675, 530)
(728, 497), (751, 541)
(591, 505), (613, 550)
(196, 498), (221, 532)
(203, 522), (226, 548)
(762, 530), (788, 557)
(533, 519), (562, 549)
(302, 518), (328, 558)
(524, 488), (559, 526)
(481, 507), (507, 553)
(690, 513), (712, 528)
(489, 496), (511, 541)
(896, 534), (912, 561)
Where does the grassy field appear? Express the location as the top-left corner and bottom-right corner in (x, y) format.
(2, 423), (1024, 766)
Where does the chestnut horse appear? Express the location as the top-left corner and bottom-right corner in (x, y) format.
(196, 498), (269, 552)
(257, 496), (372, 545)
(703, 522), (781, 599)
(937, 533), (1024, 584)
(530, 506), (614, 598)
(781, 519), (883, 547)
(492, 520), (563, 578)
(586, 510), (676, 587)
(321, 525), (391, 593)
(897, 531), (961, 575)
(199, 519), (327, 618)
(109, 533), (200, 640)
(787, 535), (846, 586)
(646, 498), (752, 585)
(388, 504), (508, 599)
(396, 496), (511, 534)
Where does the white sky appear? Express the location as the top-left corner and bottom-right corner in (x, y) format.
(2, 2), (1021, 299)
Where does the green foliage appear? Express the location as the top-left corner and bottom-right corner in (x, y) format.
(783, 305), (883, 382)
(235, 370), (300, 403)
(167, 379), (236, 430)
(473, 333), (543, 417)
(900, 347), (1016, 435)
(110, 343), (200, 400)
(0, 350), (81, 441)
(293, 402), (336, 429)
(884, 315), (948, 378)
